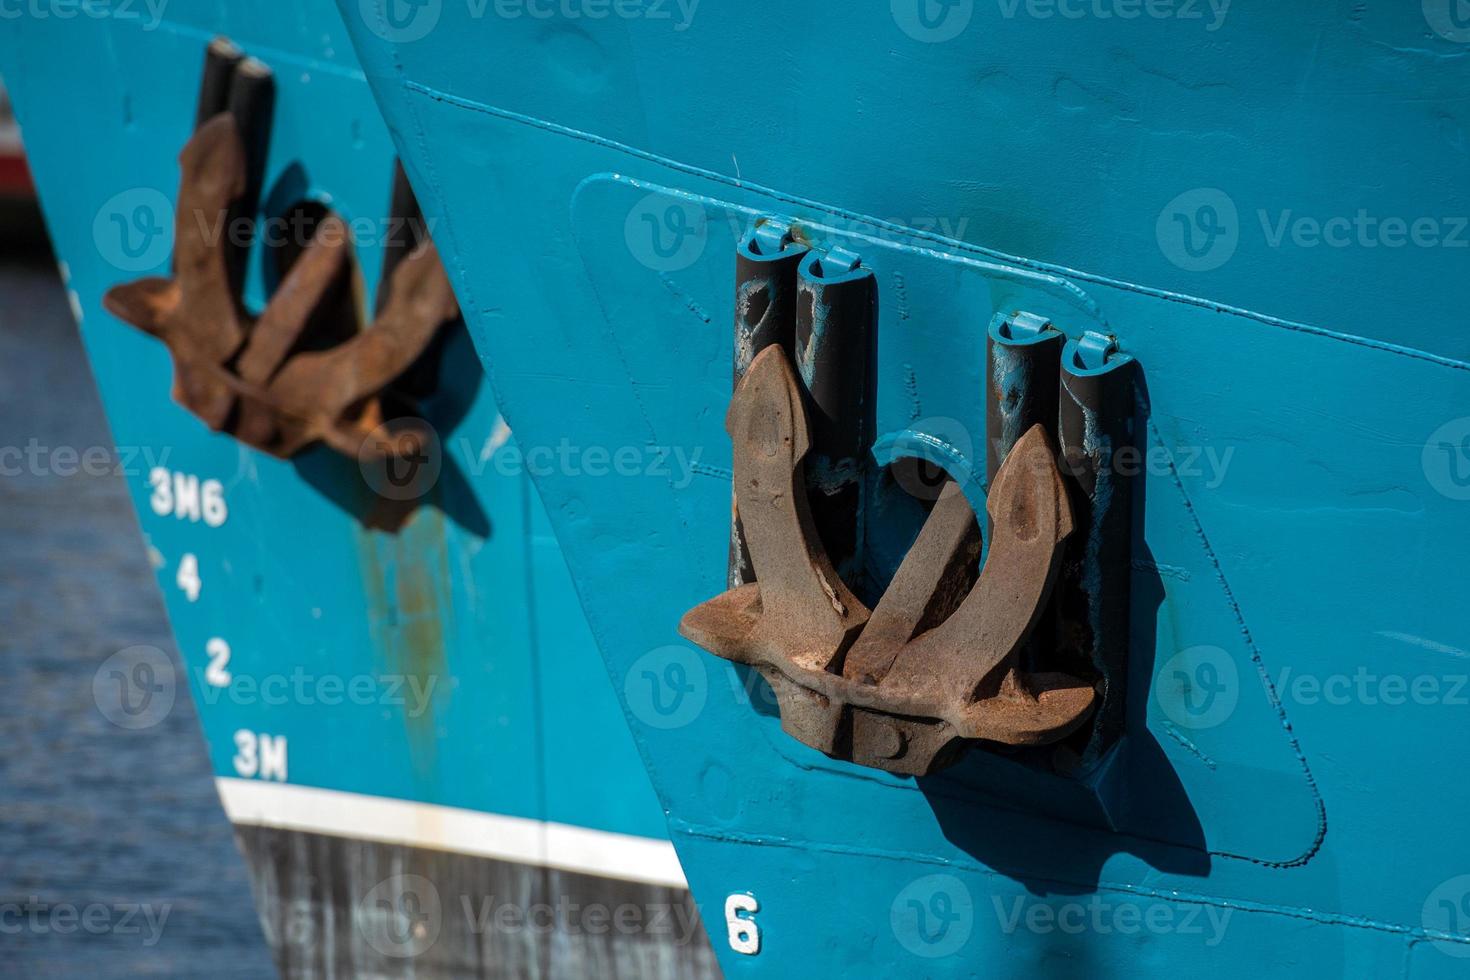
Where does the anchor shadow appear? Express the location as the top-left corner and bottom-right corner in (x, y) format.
(251, 161), (489, 537)
(917, 368), (1208, 895)
(293, 322), (492, 538)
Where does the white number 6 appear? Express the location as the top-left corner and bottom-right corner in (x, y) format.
(725, 893), (760, 955)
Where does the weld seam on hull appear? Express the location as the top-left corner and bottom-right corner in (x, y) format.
(402, 80), (1470, 374)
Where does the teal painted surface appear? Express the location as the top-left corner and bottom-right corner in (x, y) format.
(0, 1), (669, 843)
(337, 3), (1470, 977)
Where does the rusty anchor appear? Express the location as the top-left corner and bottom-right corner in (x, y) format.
(680, 345), (1096, 777)
(103, 39), (458, 461)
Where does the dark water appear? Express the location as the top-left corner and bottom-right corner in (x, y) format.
(0, 236), (278, 978)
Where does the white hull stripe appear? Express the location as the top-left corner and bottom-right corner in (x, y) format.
(215, 779), (688, 890)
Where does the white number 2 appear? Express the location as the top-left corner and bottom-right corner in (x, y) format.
(725, 894), (760, 955)
(204, 638), (232, 687)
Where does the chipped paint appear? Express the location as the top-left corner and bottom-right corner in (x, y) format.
(991, 342), (1034, 460)
(480, 414), (512, 463)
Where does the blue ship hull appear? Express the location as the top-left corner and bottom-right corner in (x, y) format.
(5, 1), (1470, 977)
(334, 3), (1470, 978)
(0, 4), (718, 977)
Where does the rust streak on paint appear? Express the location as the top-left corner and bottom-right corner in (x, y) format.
(357, 504), (452, 787)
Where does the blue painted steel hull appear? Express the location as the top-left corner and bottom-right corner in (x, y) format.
(335, 4), (1470, 978)
(0, 4), (716, 977)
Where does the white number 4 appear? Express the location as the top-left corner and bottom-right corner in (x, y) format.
(176, 553), (201, 602)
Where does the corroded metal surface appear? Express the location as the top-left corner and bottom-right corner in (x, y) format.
(681, 346), (1094, 776)
(986, 311), (1068, 690)
(1056, 331), (1139, 764)
(728, 220), (808, 589)
(237, 826), (721, 980)
(103, 43), (458, 462)
(792, 246), (874, 582)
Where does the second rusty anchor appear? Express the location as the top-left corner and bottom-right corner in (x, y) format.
(103, 39), (459, 464)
